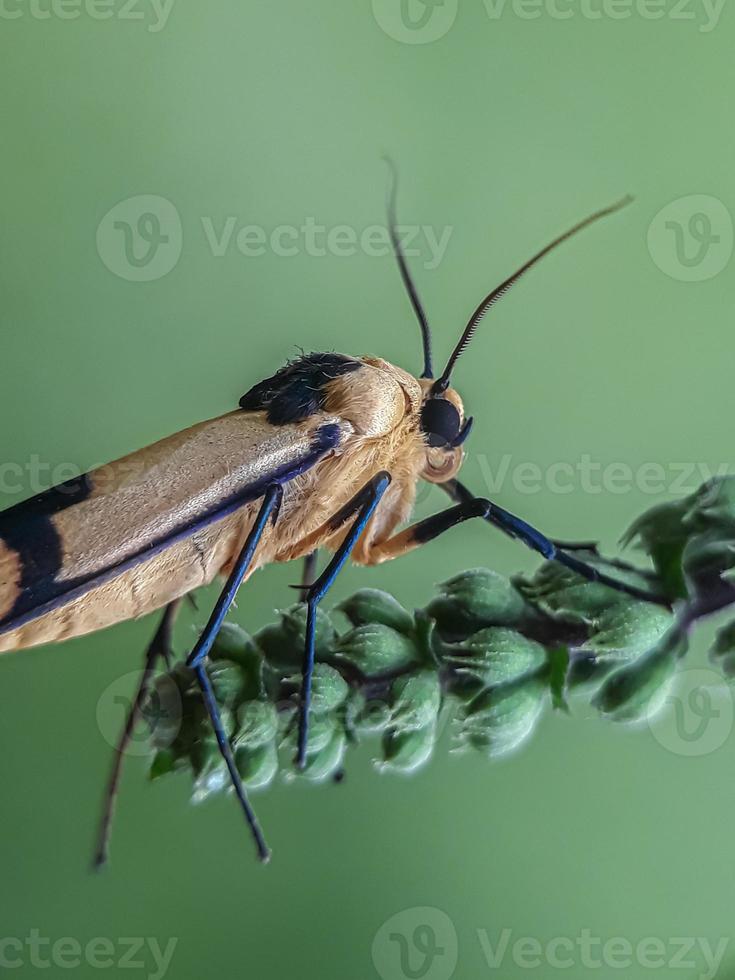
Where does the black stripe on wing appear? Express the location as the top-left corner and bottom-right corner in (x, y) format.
(0, 474), (93, 628)
(0, 423), (342, 637)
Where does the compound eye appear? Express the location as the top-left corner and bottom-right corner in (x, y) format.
(420, 398), (461, 448)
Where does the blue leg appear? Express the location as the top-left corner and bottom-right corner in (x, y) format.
(444, 479), (668, 606)
(298, 550), (318, 602)
(186, 484), (282, 862)
(297, 472), (391, 768)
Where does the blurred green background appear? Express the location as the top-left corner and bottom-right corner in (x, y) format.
(1, 2), (734, 978)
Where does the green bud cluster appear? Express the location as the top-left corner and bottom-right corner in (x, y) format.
(143, 477), (735, 802)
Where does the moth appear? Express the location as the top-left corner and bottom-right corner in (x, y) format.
(0, 168), (659, 865)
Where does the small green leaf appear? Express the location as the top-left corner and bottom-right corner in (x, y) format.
(547, 647), (570, 713)
(621, 497), (691, 599)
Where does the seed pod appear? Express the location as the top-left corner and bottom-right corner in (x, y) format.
(254, 622), (302, 670)
(234, 699), (278, 749)
(211, 622), (264, 700)
(389, 670), (442, 732)
(592, 629), (685, 722)
(711, 619), (735, 678)
(427, 568), (529, 635)
(334, 624), (419, 677)
(284, 663), (349, 715)
(443, 627), (547, 686)
(568, 599), (673, 694)
(516, 560), (642, 624)
(344, 690), (393, 737)
(582, 601), (673, 660)
(380, 724), (436, 773)
(297, 730), (347, 783)
(255, 604), (337, 670)
(283, 712), (339, 760)
(207, 660), (248, 709)
(458, 674), (546, 758)
(144, 671), (185, 749)
(211, 622), (260, 664)
(234, 740), (279, 790)
(336, 588), (414, 635)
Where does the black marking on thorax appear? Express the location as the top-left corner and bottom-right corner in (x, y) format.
(239, 352), (362, 425)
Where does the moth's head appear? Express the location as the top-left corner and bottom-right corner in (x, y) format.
(417, 378), (471, 484)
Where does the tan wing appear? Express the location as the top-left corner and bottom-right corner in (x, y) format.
(0, 412), (343, 649)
